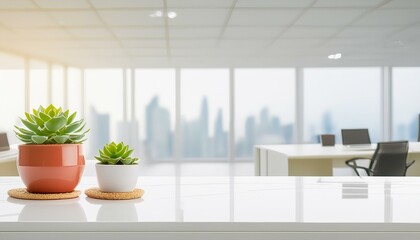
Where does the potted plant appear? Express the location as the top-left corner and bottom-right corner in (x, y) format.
(14, 104), (89, 193)
(94, 142), (139, 192)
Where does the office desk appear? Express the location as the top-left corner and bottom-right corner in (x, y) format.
(2, 176), (420, 240)
(255, 142), (420, 176)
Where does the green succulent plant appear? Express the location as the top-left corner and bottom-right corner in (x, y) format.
(14, 104), (89, 144)
(95, 142), (139, 165)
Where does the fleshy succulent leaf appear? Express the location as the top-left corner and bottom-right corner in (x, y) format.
(15, 105), (89, 144)
(67, 112), (77, 125)
(31, 135), (48, 144)
(53, 135), (69, 144)
(95, 141), (139, 165)
(45, 116), (67, 132)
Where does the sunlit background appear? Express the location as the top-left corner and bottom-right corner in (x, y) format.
(1, 0), (420, 176)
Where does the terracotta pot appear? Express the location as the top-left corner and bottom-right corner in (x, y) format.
(18, 144), (85, 193)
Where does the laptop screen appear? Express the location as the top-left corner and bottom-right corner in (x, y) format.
(341, 129), (371, 145)
(0, 132), (10, 151)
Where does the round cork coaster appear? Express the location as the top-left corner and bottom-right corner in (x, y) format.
(8, 188), (81, 200)
(85, 188), (144, 200)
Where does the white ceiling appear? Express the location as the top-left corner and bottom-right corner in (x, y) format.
(0, 0), (419, 67)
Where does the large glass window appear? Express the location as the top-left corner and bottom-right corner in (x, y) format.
(0, 53), (25, 144)
(84, 69), (124, 159)
(51, 64), (64, 107)
(392, 67), (420, 141)
(67, 68), (83, 117)
(235, 69), (296, 159)
(303, 68), (381, 143)
(181, 69), (229, 160)
(135, 69), (175, 162)
(29, 60), (48, 109)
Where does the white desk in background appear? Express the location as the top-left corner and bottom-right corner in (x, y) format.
(0, 148), (18, 176)
(2, 176), (420, 240)
(255, 142), (420, 176)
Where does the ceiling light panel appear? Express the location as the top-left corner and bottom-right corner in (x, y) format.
(67, 27), (113, 39)
(0, 0), (36, 9)
(33, 0), (91, 9)
(229, 9), (301, 26)
(223, 27), (283, 39)
(0, 12), (56, 27)
(111, 27), (165, 38)
(381, 0), (420, 8)
(167, 0), (235, 8)
(282, 27), (340, 38)
(49, 11), (103, 26)
(89, 0), (162, 8)
(99, 10), (164, 26)
(354, 9), (420, 26)
(314, 0), (384, 7)
(120, 39), (166, 48)
(236, 0), (313, 8)
(337, 27), (398, 39)
(296, 9), (365, 26)
(167, 9), (229, 26)
(169, 27), (221, 39)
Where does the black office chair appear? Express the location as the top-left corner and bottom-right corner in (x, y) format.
(345, 141), (415, 176)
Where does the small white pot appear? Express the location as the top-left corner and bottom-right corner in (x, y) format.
(95, 163), (139, 192)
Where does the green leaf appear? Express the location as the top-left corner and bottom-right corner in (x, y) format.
(120, 157), (134, 165)
(48, 109), (55, 117)
(20, 118), (42, 134)
(14, 131), (32, 140)
(25, 112), (35, 123)
(108, 143), (117, 153)
(67, 112), (77, 125)
(122, 148), (134, 158)
(103, 146), (112, 156)
(116, 145), (128, 157)
(31, 135), (48, 144)
(45, 104), (53, 113)
(53, 135), (69, 144)
(63, 109), (69, 118)
(32, 115), (45, 127)
(32, 108), (39, 117)
(62, 119), (83, 134)
(39, 112), (52, 122)
(69, 134), (84, 142)
(107, 158), (120, 165)
(45, 116), (67, 132)
(14, 126), (34, 135)
(16, 135), (32, 143)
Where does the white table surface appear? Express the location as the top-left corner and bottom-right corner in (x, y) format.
(256, 142), (420, 159)
(2, 176), (420, 239)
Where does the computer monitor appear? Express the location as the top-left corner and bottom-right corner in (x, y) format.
(341, 129), (371, 145)
(0, 132), (10, 151)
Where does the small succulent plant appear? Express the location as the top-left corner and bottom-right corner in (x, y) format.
(14, 104), (89, 144)
(95, 142), (139, 165)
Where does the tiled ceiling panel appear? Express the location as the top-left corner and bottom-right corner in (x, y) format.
(112, 27), (165, 38)
(167, 0), (234, 8)
(49, 11), (103, 26)
(236, 0), (314, 8)
(295, 9), (366, 26)
(314, 0), (384, 7)
(0, 12), (56, 27)
(34, 0), (91, 9)
(229, 9), (302, 26)
(168, 9), (229, 26)
(0, 0), (418, 67)
(98, 10), (165, 26)
(89, 0), (163, 8)
(354, 9), (420, 26)
(169, 27), (221, 38)
(223, 27), (283, 39)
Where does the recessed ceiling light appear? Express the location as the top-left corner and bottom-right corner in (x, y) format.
(149, 10), (163, 18)
(328, 53), (342, 60)
(167, 11), (177, 19)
